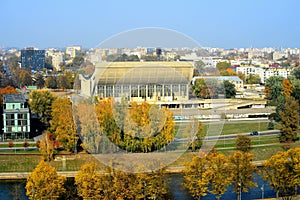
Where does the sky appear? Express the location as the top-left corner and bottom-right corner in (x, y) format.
(1, 0), (300, 49)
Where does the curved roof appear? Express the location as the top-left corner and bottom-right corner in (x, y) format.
(94, 61), (194, 85)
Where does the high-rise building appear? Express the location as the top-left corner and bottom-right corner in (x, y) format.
(21, 48), (45, 71)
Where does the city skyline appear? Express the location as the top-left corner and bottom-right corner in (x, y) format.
(1, 0), (300, 49)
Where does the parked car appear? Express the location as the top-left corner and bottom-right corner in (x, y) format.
(250, 131), (258, 136)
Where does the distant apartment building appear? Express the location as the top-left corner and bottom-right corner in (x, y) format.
(192, 76), (244, 90)
(236, 66), (291, 83)
(46, 49), (64, 71)
(272, 51), (288, 61)
(66, 46), (81, 58)
(2, 94), (30, 140)
(21, 48), (45, 71)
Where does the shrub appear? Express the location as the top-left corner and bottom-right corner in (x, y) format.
(8, 141), (14, 148)
(36, 141), (41, 148)
(23, 141), (30, 148)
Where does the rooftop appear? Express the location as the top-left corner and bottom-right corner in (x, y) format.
(2, 94), (26, 103)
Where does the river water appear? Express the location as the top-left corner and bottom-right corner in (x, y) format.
(0, 173), (297, 200)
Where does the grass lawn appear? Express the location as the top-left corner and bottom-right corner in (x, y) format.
(207, 122), (280, 136)
(175, 122), (280, 138)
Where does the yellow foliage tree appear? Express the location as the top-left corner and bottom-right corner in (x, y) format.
(183, 155), (210, 199)
(263, 148), (300, 199)
(282, 79), (293, 98)
(51, 97), (77, 151)
(229, 151), (257, 200)
(75, 162), (103, 200)
(39, 131), (54, 162)
(26, 160), (66, 200)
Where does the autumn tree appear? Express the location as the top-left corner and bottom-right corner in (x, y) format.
(0, 85), (18, 104)
(26, 160), (66, 200)
(206, 150), (232, 200)
(229, 151), (257, 200)
(279, 97), (299, 143)
(263, 148), (300, 199)
(50, 97), (77, 151)
(282, 79), (293, 98)
(75, 162), (103, 200)
(39, 131), (55, 161)
(136, 168), (169, 199)
(183, 154), (210, 199)
(45, 76), (58, 89)
(95, 98), (175, 153)
(235, 135), (252, 152)
(29, 90), (56, 124)
(73, 99), (102, 153)
(185, 119), (204, 151)
(19, 69), (32, 87)
(216, 61), (231, 73)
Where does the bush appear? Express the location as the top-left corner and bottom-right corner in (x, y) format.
(8, 141), (14, 148)
(36, 141), (41, 148)
(23, 141), (29, 148)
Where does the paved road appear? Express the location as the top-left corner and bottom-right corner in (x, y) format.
(173, 130), (280, 143)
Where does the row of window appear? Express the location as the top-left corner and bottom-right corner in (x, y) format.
(5, 119), (28, 126)
(97, 84), (188, 98)
(5, 114), (28, 120)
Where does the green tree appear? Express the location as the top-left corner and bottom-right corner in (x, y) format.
(29, 90), (56, 124)
(223, 80), (236, 98)
(263, 148), (300, 199)
(193, 78), (206, 97)
(235, 135), (252, 152)
(289, 75), (300, 99)
(279, 97), (299, 143)
(265, 76), (284, 101)
(246, 74), (261, 84)
(216, 61), (231, 72)
(26, 160), (66, 200)
(229, 151), (257, 200)
(45, 76), (58, 89)
(72, 56), (84, 67)
(34, 73), (45, 89)
(75, 162), (103, 200)
(194, 60), (206, 76)
(183, 154), (210, 199)
(58, 75), (70, 89)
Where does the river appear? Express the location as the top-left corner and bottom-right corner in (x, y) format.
(0, 173), (298, 200)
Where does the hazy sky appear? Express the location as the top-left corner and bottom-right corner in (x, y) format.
(1, 0), (300, 49)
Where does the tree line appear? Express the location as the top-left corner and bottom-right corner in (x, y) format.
(183, 147), (300, 200)
(26, 160), (170, 200)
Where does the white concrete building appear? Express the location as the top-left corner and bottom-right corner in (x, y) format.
(66, 46), (81, 58)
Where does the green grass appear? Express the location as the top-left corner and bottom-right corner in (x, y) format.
(218, 122), (280, 135)
(0, 143), (36, 148)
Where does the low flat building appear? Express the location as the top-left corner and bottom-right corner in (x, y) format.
(79, 61), (194, 102)
(2, 94), (30, 140)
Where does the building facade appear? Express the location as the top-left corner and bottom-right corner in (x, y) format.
(2, 94), (30, 140)
(21, 48), (45, 71)
(79, 61), (194, 102)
